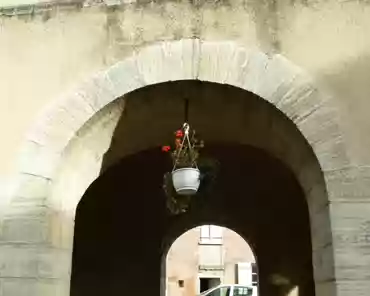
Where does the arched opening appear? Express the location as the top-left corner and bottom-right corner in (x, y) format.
(68, 80), (328, 296)
(165, 224), (257, 296)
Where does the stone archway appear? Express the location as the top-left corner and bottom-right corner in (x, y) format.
(165, 224), (257, 296)
(5, 40), (353, 296)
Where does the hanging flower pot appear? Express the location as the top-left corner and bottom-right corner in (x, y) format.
(162, 123), (204, 196)
(172, 167), (200, 195)
(162, 122), (219, 215)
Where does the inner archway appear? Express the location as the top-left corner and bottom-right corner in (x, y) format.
(166, 224), (257, 296)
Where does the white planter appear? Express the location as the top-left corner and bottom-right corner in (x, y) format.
(172, 168), (200, 195)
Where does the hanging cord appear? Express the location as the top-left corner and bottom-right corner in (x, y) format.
(172, 123), (198, 171)
(172, 97), (199, 171)
(184, 97), (189, 123)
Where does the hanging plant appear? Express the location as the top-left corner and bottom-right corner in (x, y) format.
(162, 123), (219, 215)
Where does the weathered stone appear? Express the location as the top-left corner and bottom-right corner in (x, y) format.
(75, 73), (118, 114)
(0, 246), (71, 279)
(0, 2), (366, 292)
(312, 244), (335, 282)
(314, 280), (337, 296)
(197, 41), (239, 83)
(311, 205), (333, 250)
(2, 216), (49, 244)
(325, 166), (370, 201)
(253, 54), (302, 103)
(160, 39), (198, 81)
(239, 50), (269, 94)
(1, 278), (70, 296)
(12, 173), (50, 201)
(335, 280), (370, 296)
(16, 141), (61, 179)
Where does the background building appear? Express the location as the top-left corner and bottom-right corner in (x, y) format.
(166, 225), (257, 296)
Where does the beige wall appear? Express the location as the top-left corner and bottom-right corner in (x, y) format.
(166, 227), (255, 296)
(1, 2), (370, 295)
(166, 228), (200, 296)
(1, 0), (370, 186)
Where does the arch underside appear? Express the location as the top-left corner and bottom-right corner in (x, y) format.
(71, 143), (314, 296)
(68, 80), (332, 296)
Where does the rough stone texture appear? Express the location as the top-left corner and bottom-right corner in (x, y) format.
(15, 40), (346, 203)
(0, 1), (370, 295)
(0, 44), (352, 294)
(314, 280), (337, 296)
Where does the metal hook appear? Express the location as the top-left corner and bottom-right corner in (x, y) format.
(183, 122), (190, 135)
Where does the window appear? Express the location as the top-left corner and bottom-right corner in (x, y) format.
(232, 287), (253, 296)
(206, 287), (230, 296)
(251, 263), (258, 286)
(199, 225), (223, 244)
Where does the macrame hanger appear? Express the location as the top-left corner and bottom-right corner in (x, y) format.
(172, 98), (195, 171)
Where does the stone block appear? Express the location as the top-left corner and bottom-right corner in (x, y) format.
(312, 137), (350, 171)
(0, 246), (70, 279)
(305, 181), (329, 216)
(325, 166), (370, 201)
(197, 41), (239, 84)
(76, 72), (118, 114)
(135, 40), (199, 84)
(253, 54), (302, 104)
(267, 114), (310, 175)
(293, 100), (342, 145)
(1, 278), (70, 296)
(315, 280), (337, 296)
(48, 210), (75, 249)
(334, 249), (370, 281)
(160, 39), (198, 81)
(335, 280), (370, 296)
(106, 56), (144, 98)
(312, 244), (335, 282)
(135, 44), (167, 85)
(310, 205), (333, 250)
(275, 75), (321, 122)
(25, 98), (92, 151)
(37, 248), (72, 279)
(330, 202), (370, 250)
(2, 216), (49, 244)
(12, 173), (50, 202)
(223, 46), (250, 88)
(239, 50), (269, 95)
(16, 141), (61, 179)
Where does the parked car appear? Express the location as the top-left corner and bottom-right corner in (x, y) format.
(199, 284), (256, 296)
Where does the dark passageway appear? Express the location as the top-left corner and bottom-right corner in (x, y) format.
(69, 80), (326, 296)
(70, 144), (314, 296)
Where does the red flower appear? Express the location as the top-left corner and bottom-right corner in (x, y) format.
(175, 130), (184, 137)
(162, 146), (171, 152)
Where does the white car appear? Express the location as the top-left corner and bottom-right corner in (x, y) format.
(199, 284), (256, 296)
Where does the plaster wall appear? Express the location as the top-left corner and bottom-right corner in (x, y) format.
(1, 0), (370, 185)
(0, 1), (370, 295)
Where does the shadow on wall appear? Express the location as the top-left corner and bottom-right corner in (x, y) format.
(317, 52), (370, 164)
(69, 81), (316, 296)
